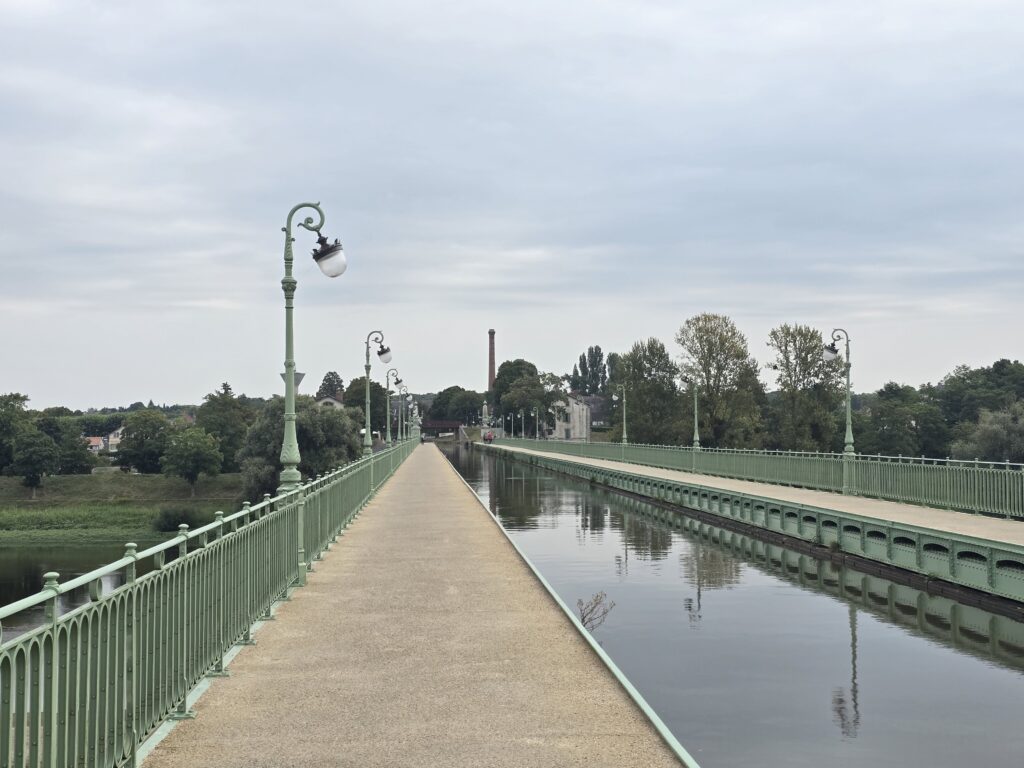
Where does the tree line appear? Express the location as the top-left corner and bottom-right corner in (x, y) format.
(0, 374), (401, 500)
(564, 313), (1024, 462)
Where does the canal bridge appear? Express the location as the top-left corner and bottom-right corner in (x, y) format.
(2, 435), (1024, 767)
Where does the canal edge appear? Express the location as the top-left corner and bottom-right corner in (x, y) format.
(437, 446), (703, 768)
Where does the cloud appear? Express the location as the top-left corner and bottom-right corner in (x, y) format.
(0, 1), (1022, 409)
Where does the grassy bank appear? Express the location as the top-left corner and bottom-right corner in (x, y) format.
(0, 473), (244, 543)
(0, 472), (243, 505)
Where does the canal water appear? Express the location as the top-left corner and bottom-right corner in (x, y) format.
(442, 444), (1024, 767)
(0, 539), (162, 639)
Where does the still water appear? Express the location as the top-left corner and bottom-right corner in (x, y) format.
(0, 540), (162, 639)
(443, 444), (1024, 768)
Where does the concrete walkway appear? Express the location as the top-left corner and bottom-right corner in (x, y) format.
(143, 445), (684, 768)
(494, 444), (1024, 547)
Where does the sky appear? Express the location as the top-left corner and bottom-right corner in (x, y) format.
(1, 0), (1022, 411)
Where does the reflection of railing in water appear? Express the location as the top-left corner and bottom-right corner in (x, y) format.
(0, 440), (416, 768)
(615, 490), (1024, 673)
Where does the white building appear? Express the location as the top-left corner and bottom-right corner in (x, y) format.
(551, 394), (591, 441)
(105, 426), (126, 453)
(316, 394), (345, 409)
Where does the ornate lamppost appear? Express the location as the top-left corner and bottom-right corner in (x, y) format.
(612, 384), (628, 444)
(681, 376), (701, 449)
(277, 202), (346, 493)
(824, 328), (855, 493)
(385, 369), (401, 445)
(363, 331), (393, 456)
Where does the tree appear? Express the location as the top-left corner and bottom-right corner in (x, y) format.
(236, 396), (361, 501)
(609, 338), (682, 445)
(118, 410), (172, 473)
(0, 393), (30, 472)
(428, 386), (466, 420)
(343, 377), (388, 436)
(161, 427), (222, 496)
(34, 414), (96, 474)
(492, 359), (540, 415)
(951, 403), (1024, 463)
(578, 353), (590, 395)
(316, 371), (345, 400)
(765, 324), (843, 451)
(569, 364), (582, 394)
(196, 383), (254, 472)
(676, 313), (764, 448)
(447, 390), (485, 424)
(11, 427), (59, 498)
(586, 346), (606, 395)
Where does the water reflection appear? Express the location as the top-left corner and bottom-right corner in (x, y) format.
(0, 540), (161, 640)
(444, 443), (1024, 767)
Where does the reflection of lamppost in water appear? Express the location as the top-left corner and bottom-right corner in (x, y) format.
(683, 539), (703, 626)
(832, 603), (861, 738)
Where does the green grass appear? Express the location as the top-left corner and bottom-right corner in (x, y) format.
(0, 473), (243, 543)
(0, 472), (242, 505)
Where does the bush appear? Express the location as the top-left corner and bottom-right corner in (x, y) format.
(153, 505), (214, 533)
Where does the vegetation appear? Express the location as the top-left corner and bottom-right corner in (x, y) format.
(315, 371), (346, 400)
(161, 427), (222, 495)
(428, 386), (484, 423)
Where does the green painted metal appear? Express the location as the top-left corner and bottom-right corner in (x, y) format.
(363, 331), (386, 457)
(485, 444), (1024, 604)
(496, 438), (1024, 519)
(278, 202), (332, 493)
(0, 440), (415, 768)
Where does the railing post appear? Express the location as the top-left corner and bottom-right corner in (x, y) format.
(123, 543), (139, 767)
(209, 514), (229, 677)
(43, 571), (60, 768)
(296, 488), (307, 588)
(170, 525), (197, 720)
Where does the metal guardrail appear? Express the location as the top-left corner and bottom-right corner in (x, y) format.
(495, 439), (1024, 519)
(0, 439), (416, 768)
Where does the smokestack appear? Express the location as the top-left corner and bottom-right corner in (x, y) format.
(488, 329), (496, 392)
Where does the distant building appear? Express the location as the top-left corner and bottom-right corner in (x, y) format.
(106, 426), (126, 453)
(85, 436), (105, 453)
(316, 392), (345, 409)
(551, 394), (591, 441)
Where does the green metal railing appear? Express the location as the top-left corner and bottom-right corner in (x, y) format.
(495, 439), (1024, 519)
(0, 439), (416, 768)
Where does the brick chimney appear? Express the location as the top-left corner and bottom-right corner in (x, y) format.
(488, 329), (496, 392)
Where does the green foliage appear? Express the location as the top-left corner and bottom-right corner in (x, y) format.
(428, 386), (484, 423)
(950, 403), (1024, 463)
(0, 393), (30, 472)
(236, 396), (361, 501)
(567, 346), (607, 395)
(11, 427), (60, 492)
(608, 338), (682, 445)
(852, 383), (949, 458)
(196, 383), (254, 472)
(492, 359), (539, 415)
(153, 505), (216, 532)
(765, 324), (843, 451)
(33, 413), (96, 474)
(343, 377), (388, 434)
(161, 427), (222, 493)
(118, 409), (172, 473)
(316, 371), (345, 400)
(676, 313), (764, 447)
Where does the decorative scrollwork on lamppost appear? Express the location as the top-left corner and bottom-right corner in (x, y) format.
(823, 328), (855, 494)
(278, 202), (346, 493)
(363, 331), (392, 456)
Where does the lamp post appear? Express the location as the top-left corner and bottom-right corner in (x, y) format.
(681, 376), (701, 449)
(612, 384), (628, 444)
(398, 385), (409, 440)
(507, 413), (514, 437)
(363, 331), (393, 456)
(519, 410), (525, 438)
(385, 369), (401, 446)
(277, 202), (346, 493)
(824, 328), (855, 494)
(532, 408), (538, 439)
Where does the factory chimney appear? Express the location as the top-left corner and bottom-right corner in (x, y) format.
(488, 329), (496, 392)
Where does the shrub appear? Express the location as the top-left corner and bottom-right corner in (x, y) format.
(153, 505), (214, 533)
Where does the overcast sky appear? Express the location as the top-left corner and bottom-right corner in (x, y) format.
(1, 1), (1021, 411)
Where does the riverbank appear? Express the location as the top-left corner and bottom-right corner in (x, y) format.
(0, 473), (244, 543)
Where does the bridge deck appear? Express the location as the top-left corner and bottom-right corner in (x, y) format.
(143, 444), (683, 768)
(495, 444), (1024, 547)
